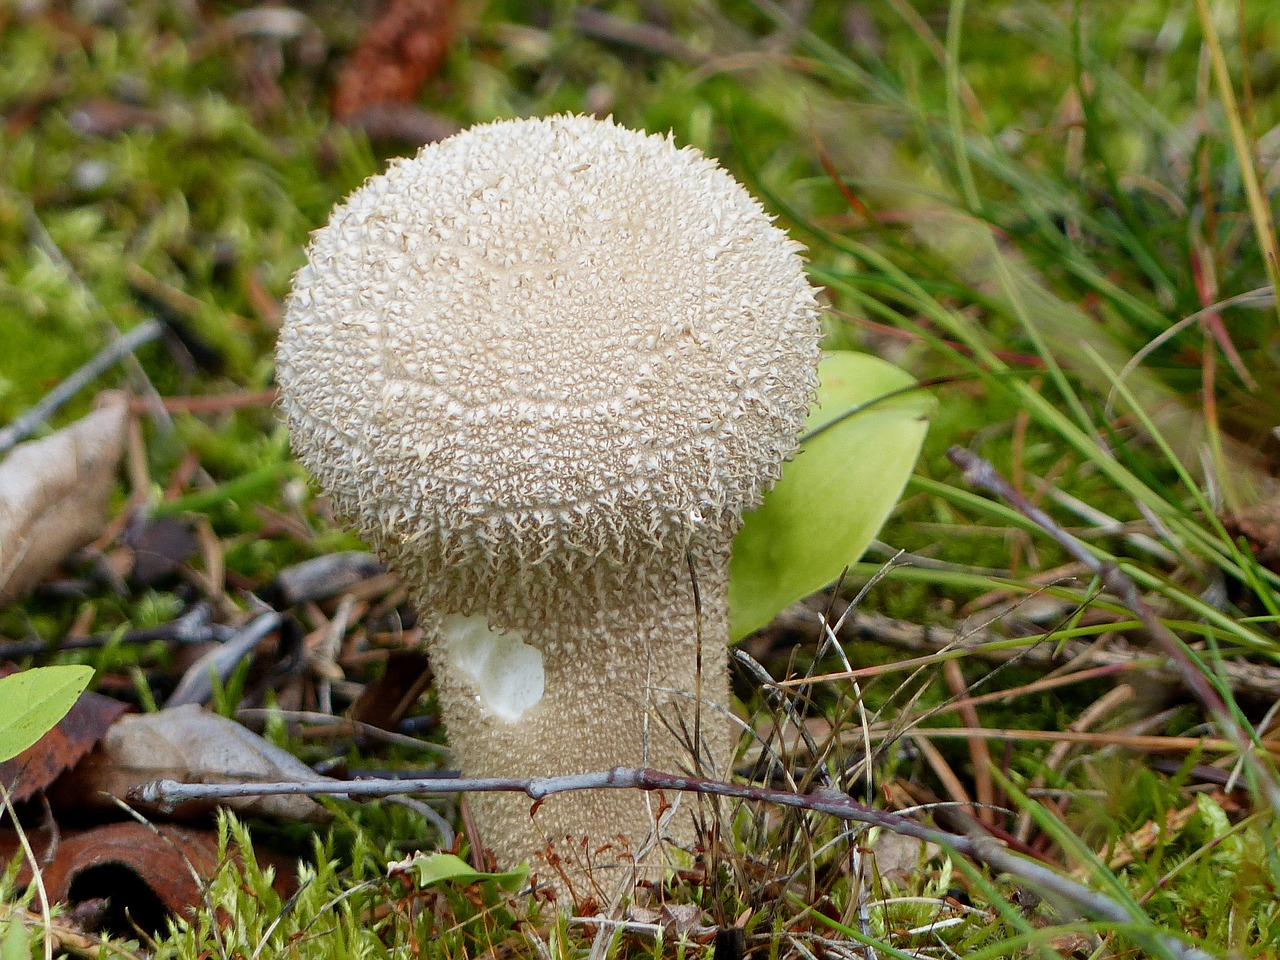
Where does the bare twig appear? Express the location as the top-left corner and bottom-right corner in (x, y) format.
(770, 597), (1280, 701)
(166, 611), (283, 707)
(21, 208), (172, 436)
(0, 602), (225, 660)
(0, 319), (163, 455)
(573, 9), (708, 65)
(126, 389), (277, 415)
(234, 709), (446, 753)
(271, 551), (385, 606)
(132, 766), (1213, 960)
(947, 445), (1280, 816)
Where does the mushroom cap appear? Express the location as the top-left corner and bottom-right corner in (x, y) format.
(277, 115), (820, 618)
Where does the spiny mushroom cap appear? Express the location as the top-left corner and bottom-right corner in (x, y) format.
(277, 114), (820, 619)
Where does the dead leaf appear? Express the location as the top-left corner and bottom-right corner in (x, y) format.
(0, 395), (127, 606)
(659, 903), (707, 936)
(1045, 932), (1102, 957)
(332, 0), (455, 120)
(126, 515), (200, 586)
(868, 830), (940, 882)
(40, 822), (221, 933)
(340, 103), (459, 147)
(1228, 494), (1280, 569)
(270, 550), (384, 608)
(349, 649), (433, 731)
(0, 682), (128, 804)
(2, 821), (296, 935)
(50, 704), (333, 823)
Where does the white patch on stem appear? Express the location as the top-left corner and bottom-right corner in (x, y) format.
(440, 614), (544, 721)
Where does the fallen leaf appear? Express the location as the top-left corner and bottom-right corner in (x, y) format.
(0, 680), (126, 802)
(867, 829), (941, 882)
(126, 515), (200, 586)
(349, 649), (433, 731)
(1045, 932), (1101, 957)
(332, 0), (455, 120)
(50, 704), (332, 823)
(39, 822), (221, 933)
(0, 395), (127, 606)
(659, 902), (706, 936)
(0, 821), (297, 936)
(390, 851), (527, 892)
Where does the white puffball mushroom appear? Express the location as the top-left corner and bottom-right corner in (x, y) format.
(277, 114), (820, 900)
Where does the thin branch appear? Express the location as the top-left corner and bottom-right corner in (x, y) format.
(0, 603), (225, 660)
(21, 207), (173, 436)
(0, 319), (164, 455)
(769, 597), (1280, 701)
(133, 766), (1212, 960)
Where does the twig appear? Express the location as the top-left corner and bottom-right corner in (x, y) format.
(235, 708), (447, 753)
(166, 611), (283, 707)
(21, 207), (172, 436)
(270, 551), (386, 607)
(572, 9), (708, 65)
(0, 602), (226, 660)
(947, 445), (1280, 816)
(0, 319), (164, 455)
(132, 766), (1213, 960)
(769, 598), (1280, 701)
(126, 389), (278, 415)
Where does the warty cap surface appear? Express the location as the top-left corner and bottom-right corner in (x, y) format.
(277, 114), (821, 617)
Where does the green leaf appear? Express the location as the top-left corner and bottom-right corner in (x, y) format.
(729, 352), (933, 639)
(404, 852), (528, 893)
(0, 913), (30, 960)
(0, 665), (93, 763)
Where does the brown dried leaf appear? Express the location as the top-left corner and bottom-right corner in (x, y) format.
(67, 98), (169, 137)
(50, 704), (332, 823)
(349, 649), (433, 731)
(3, 821), (295, 935)
(332, 0), (455, 120)
(340, 102), (459, 148)
(659, 902), (707, 936)
(0, 396), (127, 606)
(867, 830), (940, 882)
(1045, 932), (1102, 957)
(126, 515), (200, 586)
(40, 822), (221, 932)
(0, 683), (127, 804)
(1228, 493), (1280, 568)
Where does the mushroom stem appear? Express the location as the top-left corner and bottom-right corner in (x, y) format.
(421, 543), (733, 897)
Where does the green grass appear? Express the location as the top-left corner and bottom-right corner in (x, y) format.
(2, 0), (1280, 956)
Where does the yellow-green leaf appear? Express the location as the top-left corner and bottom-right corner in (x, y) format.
(0, 664), (93, 763)
(404, 852), (528, 892)
(729, 352), (933, 639)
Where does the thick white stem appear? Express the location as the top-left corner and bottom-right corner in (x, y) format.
(422, 546), (733, 902)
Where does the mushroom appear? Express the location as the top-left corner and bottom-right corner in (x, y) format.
(276, 114), (820, 896)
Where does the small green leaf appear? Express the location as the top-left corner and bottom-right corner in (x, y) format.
(405, 852), (528, 892)
(1, 913), (30, 960)
(729, 352), (933, 639)
(0, 665), (93, 763)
